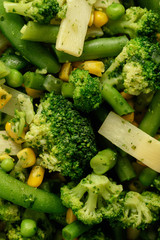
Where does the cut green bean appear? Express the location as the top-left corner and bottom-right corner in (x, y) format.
(115, 156), (136, 182)
(0, 60), (10, 78)
(23, 71), (46, 90)
(43, 74), (63, 94)
(0, 169), (66, 214)
(62, 221), (91, 240)
(101, 82), (134, 115)
(139, 90), (160, 136)
(1, 53), (28, 70)
(139, 167), (158, 187)
(135, 0), (160, 14)
(21, 21), (59, 43)
(90, 148), (117, 175)
(61, 82), (75, 98)
(53, 36), (129, 63)
(0, 0), (60, 73)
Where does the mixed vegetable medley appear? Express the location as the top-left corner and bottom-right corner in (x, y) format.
(0, 0), (160, 239)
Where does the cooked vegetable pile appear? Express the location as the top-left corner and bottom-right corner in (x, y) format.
(0, 0), (160, 239)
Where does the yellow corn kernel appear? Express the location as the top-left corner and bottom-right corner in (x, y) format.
(5, 122), (25, 144)
(0, 87), (12, 109)
(122, 112), (134, 123)
(0, 154), (13, 162)
(59, 63), (72, 81)
(73, 61), (105, 77)
(120, 91), (133, 100)
(25, 87), (43, 98)
(93, 11), (108, 28)
(17, 148), (36, 168)
(88, 11), (94, 27)
(128, 180), (144, 193)
(66, 208), (77, 224)
(27, 166), (45, 188)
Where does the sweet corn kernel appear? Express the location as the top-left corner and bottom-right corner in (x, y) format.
(88, 11), (94, 27)
(66, 208), (77, 224)
(93, 11), (108, 28)
(120, 91), (133, 100)
(17, 148), (36, 168)
(122, 112), (134, 123)
(25, 87), (43, 98)
(5, 122), (25, 144)
(27, 166), (45, 188)
(59, 63), (72, 81)
(73, 61), (105, 77)
(0, 87), (12, 109)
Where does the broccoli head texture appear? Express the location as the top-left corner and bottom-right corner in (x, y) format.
(6, 224), (46, 240)
(0, 198), (20, 222)
(102, 37), (160, 95)
(119, 191), (159, 229)
(25, 92), (97, 180)
(60, 173), (123, 225)
(69, 69), (102, 113)
(4, 0), (60, 24)
(79, 226), (112, 240)
(103, 6), (160, 39)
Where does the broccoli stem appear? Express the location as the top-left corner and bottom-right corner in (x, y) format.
(53, 36), (129, 63)
(62, 221), (91, 240)
(115, 156), (136, 182)
(90, 148), (117, 175)
(21, 21), (59, 43)
(23, 71), (46, 90)
(101, 83), (134, 115)
(0, 169), (66, 214)
(139, 90), (160, 136)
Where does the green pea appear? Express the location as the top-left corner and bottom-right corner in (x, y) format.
(106, 3), (125, 20)
(6, 69), (23, 88)
(20, 219), (37, 238)
(1, 158), (14, 172)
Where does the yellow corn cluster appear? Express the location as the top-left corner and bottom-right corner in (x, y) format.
(89, 10), (108, 28)
(0, 87), (12, 109)
(5, 122), (25, 144)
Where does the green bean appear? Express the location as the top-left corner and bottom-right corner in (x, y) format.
(1, 53), (28, 70)
(62, 221), (91, 240)
(0, 169), (66, 214)
(21, 21), (59, 43)
(115, 156), (136, 182)
(0, 0), (60, 73)
(139, 90), (160, 136)
(139, 167), (158, 187)
(6, 69), (23, 88)
(135, 0), (160, 14)
(61, 82), (75, 98)
(90, 148), (117, 175)
(23, 71), (46, 90)
(101, 83), (134, 115)
(53, 36), (129, 63)
(0, 60), (10, 78)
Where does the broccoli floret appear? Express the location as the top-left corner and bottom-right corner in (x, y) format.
(103, 7), (160, 39)
(6, 224), (46, 240)
(25, 92), (97, 180)
(68, 69), (102, 113)
(79, 226), (112, 240)
(119, 191), (159, 229)
(0, 198), (20, 222)
(102, 37), (160, 95)
(4, 0), (60, 24)
(60, 173), (123, 225)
